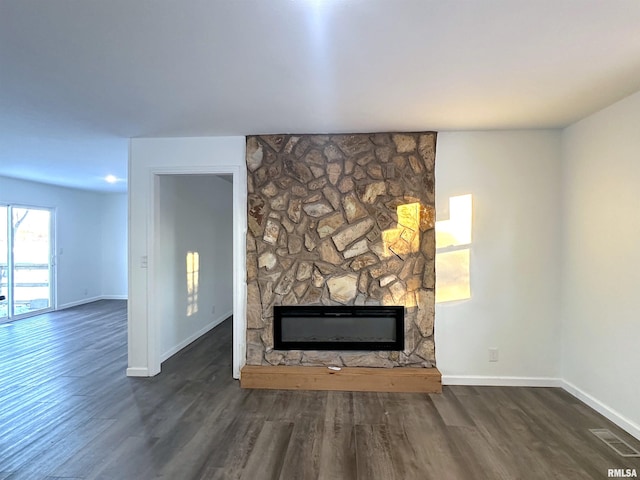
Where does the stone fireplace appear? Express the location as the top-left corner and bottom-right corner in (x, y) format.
(245, 132), (436, 369)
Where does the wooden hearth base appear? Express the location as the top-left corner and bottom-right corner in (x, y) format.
(240, 365), (442, 393)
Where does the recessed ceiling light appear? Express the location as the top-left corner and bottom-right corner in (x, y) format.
(105, 174), (118, 183)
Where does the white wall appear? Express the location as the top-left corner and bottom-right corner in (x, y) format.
(158, 175), (233, 361)
(128, 136), (246, 378)
(561, 90), (640, 438)
(101, 192), (128, 298)
(0, 176), (127, 308)
(435, 130), (563, 384)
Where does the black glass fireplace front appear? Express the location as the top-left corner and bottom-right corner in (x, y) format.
(273, 305), (404, 351)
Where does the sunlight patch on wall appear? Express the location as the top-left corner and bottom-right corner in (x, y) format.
(186, 251), (199, 316)
(436, 194), (472, 303)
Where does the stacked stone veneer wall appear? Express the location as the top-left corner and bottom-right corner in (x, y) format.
(245, 132), (436, 368)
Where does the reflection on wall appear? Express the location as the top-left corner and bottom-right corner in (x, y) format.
(186, 251), (199, 316)
(436, 194), (472, 303)
(382, 202), (435, 258)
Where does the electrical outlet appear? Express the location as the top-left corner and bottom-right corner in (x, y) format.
(211, 305), (216, 314)
(489, 348), (499, 362)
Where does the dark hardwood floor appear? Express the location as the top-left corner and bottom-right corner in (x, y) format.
(1, 300), (638, 479)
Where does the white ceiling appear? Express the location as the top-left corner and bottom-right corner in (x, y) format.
(2, 0), (640, 193)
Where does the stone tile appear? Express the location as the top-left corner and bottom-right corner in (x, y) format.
(258, 252), (277, 270)
(263, 218), (280, 245)
(379, 274), (397, 287)
(360, 181), (386, 203)
(327, 273), (359, 304)
(333, 134), (374, 156)
(343, 238), (369, 259)
(261, 181), (278, 197)
(270, 192), (289, 211)
(288, 235), (303, 255)
(332, 218), (375, 251)
(367, 163), (384, 179)
(322, 186), (341, 210)
(375, 145), (394, 163)
(326, 162), (342, 185)
(265, 351), (284, 365)
(414, 338), (435, 364)
(304, 233), (316, 251)
(296, 261), (313, 281)
(302, 286), (323, 304)
(261, 134), (287, 152)
(392, 133), (417, 153)
(302, 201), (333, 217)
(302, 351), (344, 367)
(246, 137), (263, 172)
(312, 268), (324, 288)
(284, 156), (313, 183)
(337, 176), (354, 193)
(340, 352), (395, 368)
(304, 148), (326, 166)
(324, 144), (344, 162)
(349, 253), (378, 271)
(310, 165), (324, 178)
(293, 281), (309, 298)
(317, 212), (345, 238)
(342, 192), (368, 223)
(318, 239), (343, 265)
(308, 177), (327, 190)
(284, 135), (300, 154)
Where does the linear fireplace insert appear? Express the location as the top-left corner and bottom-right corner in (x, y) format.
(273, 305), (404, 351)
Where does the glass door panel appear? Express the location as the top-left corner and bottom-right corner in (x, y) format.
(12, 207), (52, 316)
(0, 206), (7, 320)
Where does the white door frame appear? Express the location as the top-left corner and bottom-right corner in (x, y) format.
(147, 165), (247, 378)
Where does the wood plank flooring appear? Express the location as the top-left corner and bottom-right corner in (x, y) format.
(1, 300), (639, 479)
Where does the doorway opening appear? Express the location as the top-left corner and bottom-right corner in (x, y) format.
(155, 174), (234, 367)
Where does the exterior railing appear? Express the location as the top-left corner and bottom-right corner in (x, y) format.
(0, 263), (50, 316)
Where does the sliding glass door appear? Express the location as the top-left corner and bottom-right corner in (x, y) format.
(0, 206), (7, 320)
(0, 205), (54, 321)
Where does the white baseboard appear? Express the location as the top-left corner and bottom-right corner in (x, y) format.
(442, 375), (563, 387)
(561, 380), (640, 441)
(57, 296), (103, 310)
(126, 367), (150, 377)
(160, 310), (233, 362)
(57, 295), (128, 310)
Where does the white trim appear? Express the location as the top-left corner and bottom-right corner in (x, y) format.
(160, 310), (233, 362)
(147, 172), (160, 377)
(57, 295), (127, 310)
(561, 380), (640, 441)
(57, 296), (104, 310)
(442, 375), (563, 387)
(127, 139), (135, 379)
(232, 169), (247, 379)
(126, 367), (150, 377)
